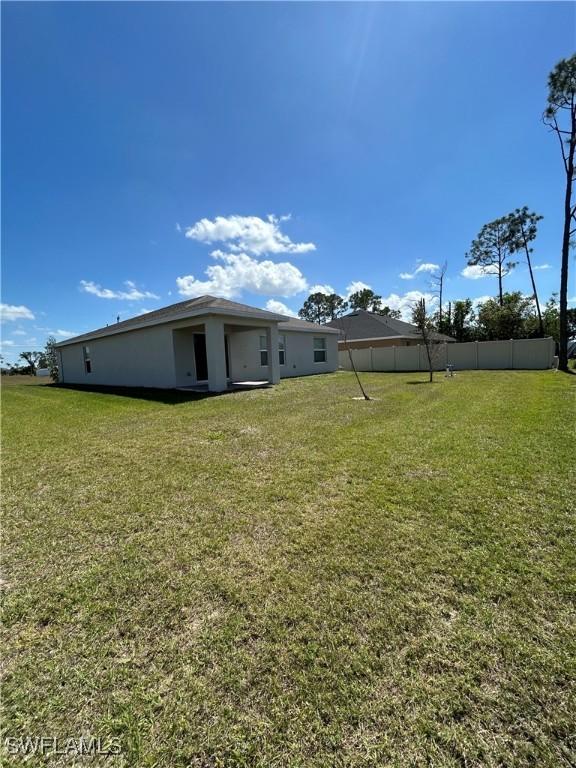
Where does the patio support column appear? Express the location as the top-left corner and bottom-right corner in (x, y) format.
(266, 324), (280, 384)
(205, 316), (227, 392)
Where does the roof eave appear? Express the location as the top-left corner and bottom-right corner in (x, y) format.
(280, 322), (340, 334)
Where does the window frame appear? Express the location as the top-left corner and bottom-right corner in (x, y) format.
(313, 337), (327, 364)
(259, 335), (268, 367)
(82, 345), (92, 374)
(278, 334), (286, 366)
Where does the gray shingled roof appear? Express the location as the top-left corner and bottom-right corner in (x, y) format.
(280, 317), (339, 334)
(55, 295), (337, 347)
(325, 310), (455, 342)
(55, 295), (290, 347)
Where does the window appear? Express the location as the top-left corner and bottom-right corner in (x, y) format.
(313, 337), (327, 363)
(260, 335), (268, 366)
(279, 334), (286, 365)
(83, 345), (92, 374)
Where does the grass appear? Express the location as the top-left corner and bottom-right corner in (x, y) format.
(2, 371), (574, 767)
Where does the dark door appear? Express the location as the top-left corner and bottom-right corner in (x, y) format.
(193, 334), (208, 381)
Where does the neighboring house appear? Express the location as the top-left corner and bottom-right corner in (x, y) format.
(55, 295), (339, 392)
(325, 309), (455, 350)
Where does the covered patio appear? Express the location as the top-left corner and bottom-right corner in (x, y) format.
(172, 315), (281, 392)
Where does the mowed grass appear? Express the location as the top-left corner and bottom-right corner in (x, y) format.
(2, 371), (575, 767)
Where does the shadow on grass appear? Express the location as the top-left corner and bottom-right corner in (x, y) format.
(52, 383), (224, 405)
(406, 380), (441, 385)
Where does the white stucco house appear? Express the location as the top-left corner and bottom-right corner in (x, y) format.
(55, 295), (339, 392)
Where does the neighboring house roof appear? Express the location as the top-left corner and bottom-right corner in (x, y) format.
(325, 309), (455, 342)
(55, 295), (337, 347)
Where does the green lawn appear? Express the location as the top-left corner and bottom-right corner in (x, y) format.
(2, 371), (574, 767)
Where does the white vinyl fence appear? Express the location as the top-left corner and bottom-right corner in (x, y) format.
(339, 337), (556, 372)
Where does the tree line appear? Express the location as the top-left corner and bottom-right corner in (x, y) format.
(433, 293), (574, 344)
(297, 282), (574, 346)
(298, 288), (402, 324)
(1, 336), (59, 380)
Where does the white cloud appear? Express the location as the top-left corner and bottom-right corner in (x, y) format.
(265, 300), (298, 317)
(380, 291), (438, 321)
(55, 329), (77, 338)
(0, 304), (35, 322)
(176, 251), (308, 299)
(461, 264), (498, 280)
(175, 222), (182, 233)
(11, 329), (27, 336)
(471, 295), (492, 309)
(399, 262), (440, 280)
(345, 281), (371, 299)
(308, 284), (334, 295)
(80, 280), (159, 300)
(533, 263), (552, 271)
(184, 214), (316, 256)
(0, 339), (15, 347)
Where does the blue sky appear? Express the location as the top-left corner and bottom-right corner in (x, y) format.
(1, 1), (574, 363)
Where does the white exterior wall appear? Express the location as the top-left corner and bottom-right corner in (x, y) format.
(59, 324), (177, 388)
(173, 327), (198, 387)
(58, 319), (338, 388)
(228, 328), (338, 380)
(280, 330), (338, 378)
(227, 329), (264, 380)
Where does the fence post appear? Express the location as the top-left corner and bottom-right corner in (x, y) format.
(509, 339), (514, 369)
(370, 346), (374, 372)
(475, 340), (479, 369)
